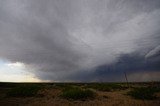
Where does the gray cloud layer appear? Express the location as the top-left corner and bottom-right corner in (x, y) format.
(0, 0), (160, 81)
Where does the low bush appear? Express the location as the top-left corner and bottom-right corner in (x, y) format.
(127, 87), (160, 100)
(7, 84), (41, 97)
(61, 87), (95, 100)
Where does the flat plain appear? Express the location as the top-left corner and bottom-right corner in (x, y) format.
(0, 82), (160, 106)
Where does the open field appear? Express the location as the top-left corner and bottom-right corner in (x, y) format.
(0, 82), (160, 106)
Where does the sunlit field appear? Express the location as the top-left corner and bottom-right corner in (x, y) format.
(0, 82), (160, 106)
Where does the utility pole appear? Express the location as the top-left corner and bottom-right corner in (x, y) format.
(124, 71), (129, 88)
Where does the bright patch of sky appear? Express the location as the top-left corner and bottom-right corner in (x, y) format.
(0, 59), (44, 82)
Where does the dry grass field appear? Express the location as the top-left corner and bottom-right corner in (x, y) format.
(0, 82), (160, 106)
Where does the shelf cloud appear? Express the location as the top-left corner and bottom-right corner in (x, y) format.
(0, 0), (160, 81)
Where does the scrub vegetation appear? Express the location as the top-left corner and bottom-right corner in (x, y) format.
(7, 84), (42, 97)
(0, 82), (160, 106)
(127, 87), (160, 100)
(86, 83), (127, 91)
(60, 87), (95, 100)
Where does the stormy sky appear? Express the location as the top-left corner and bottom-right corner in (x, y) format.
(0, 0), (160, 82)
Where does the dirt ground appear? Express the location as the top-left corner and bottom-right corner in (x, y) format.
(0, 87), (160, 106)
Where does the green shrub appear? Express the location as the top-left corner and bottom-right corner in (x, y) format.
(61, 87), (95, 100)
(127, 87), (160, 100)
(7, 85), (41, 97)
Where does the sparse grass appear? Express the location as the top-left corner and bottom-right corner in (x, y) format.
(7, 84), (42, 97)
(87, 83), (126, 91)
(60, 87), (96, 100)
(127, 87), (160, 100)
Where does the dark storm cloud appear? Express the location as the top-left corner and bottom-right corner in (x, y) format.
(67, 52), (160, 82)
(0, 0), (160, 81)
